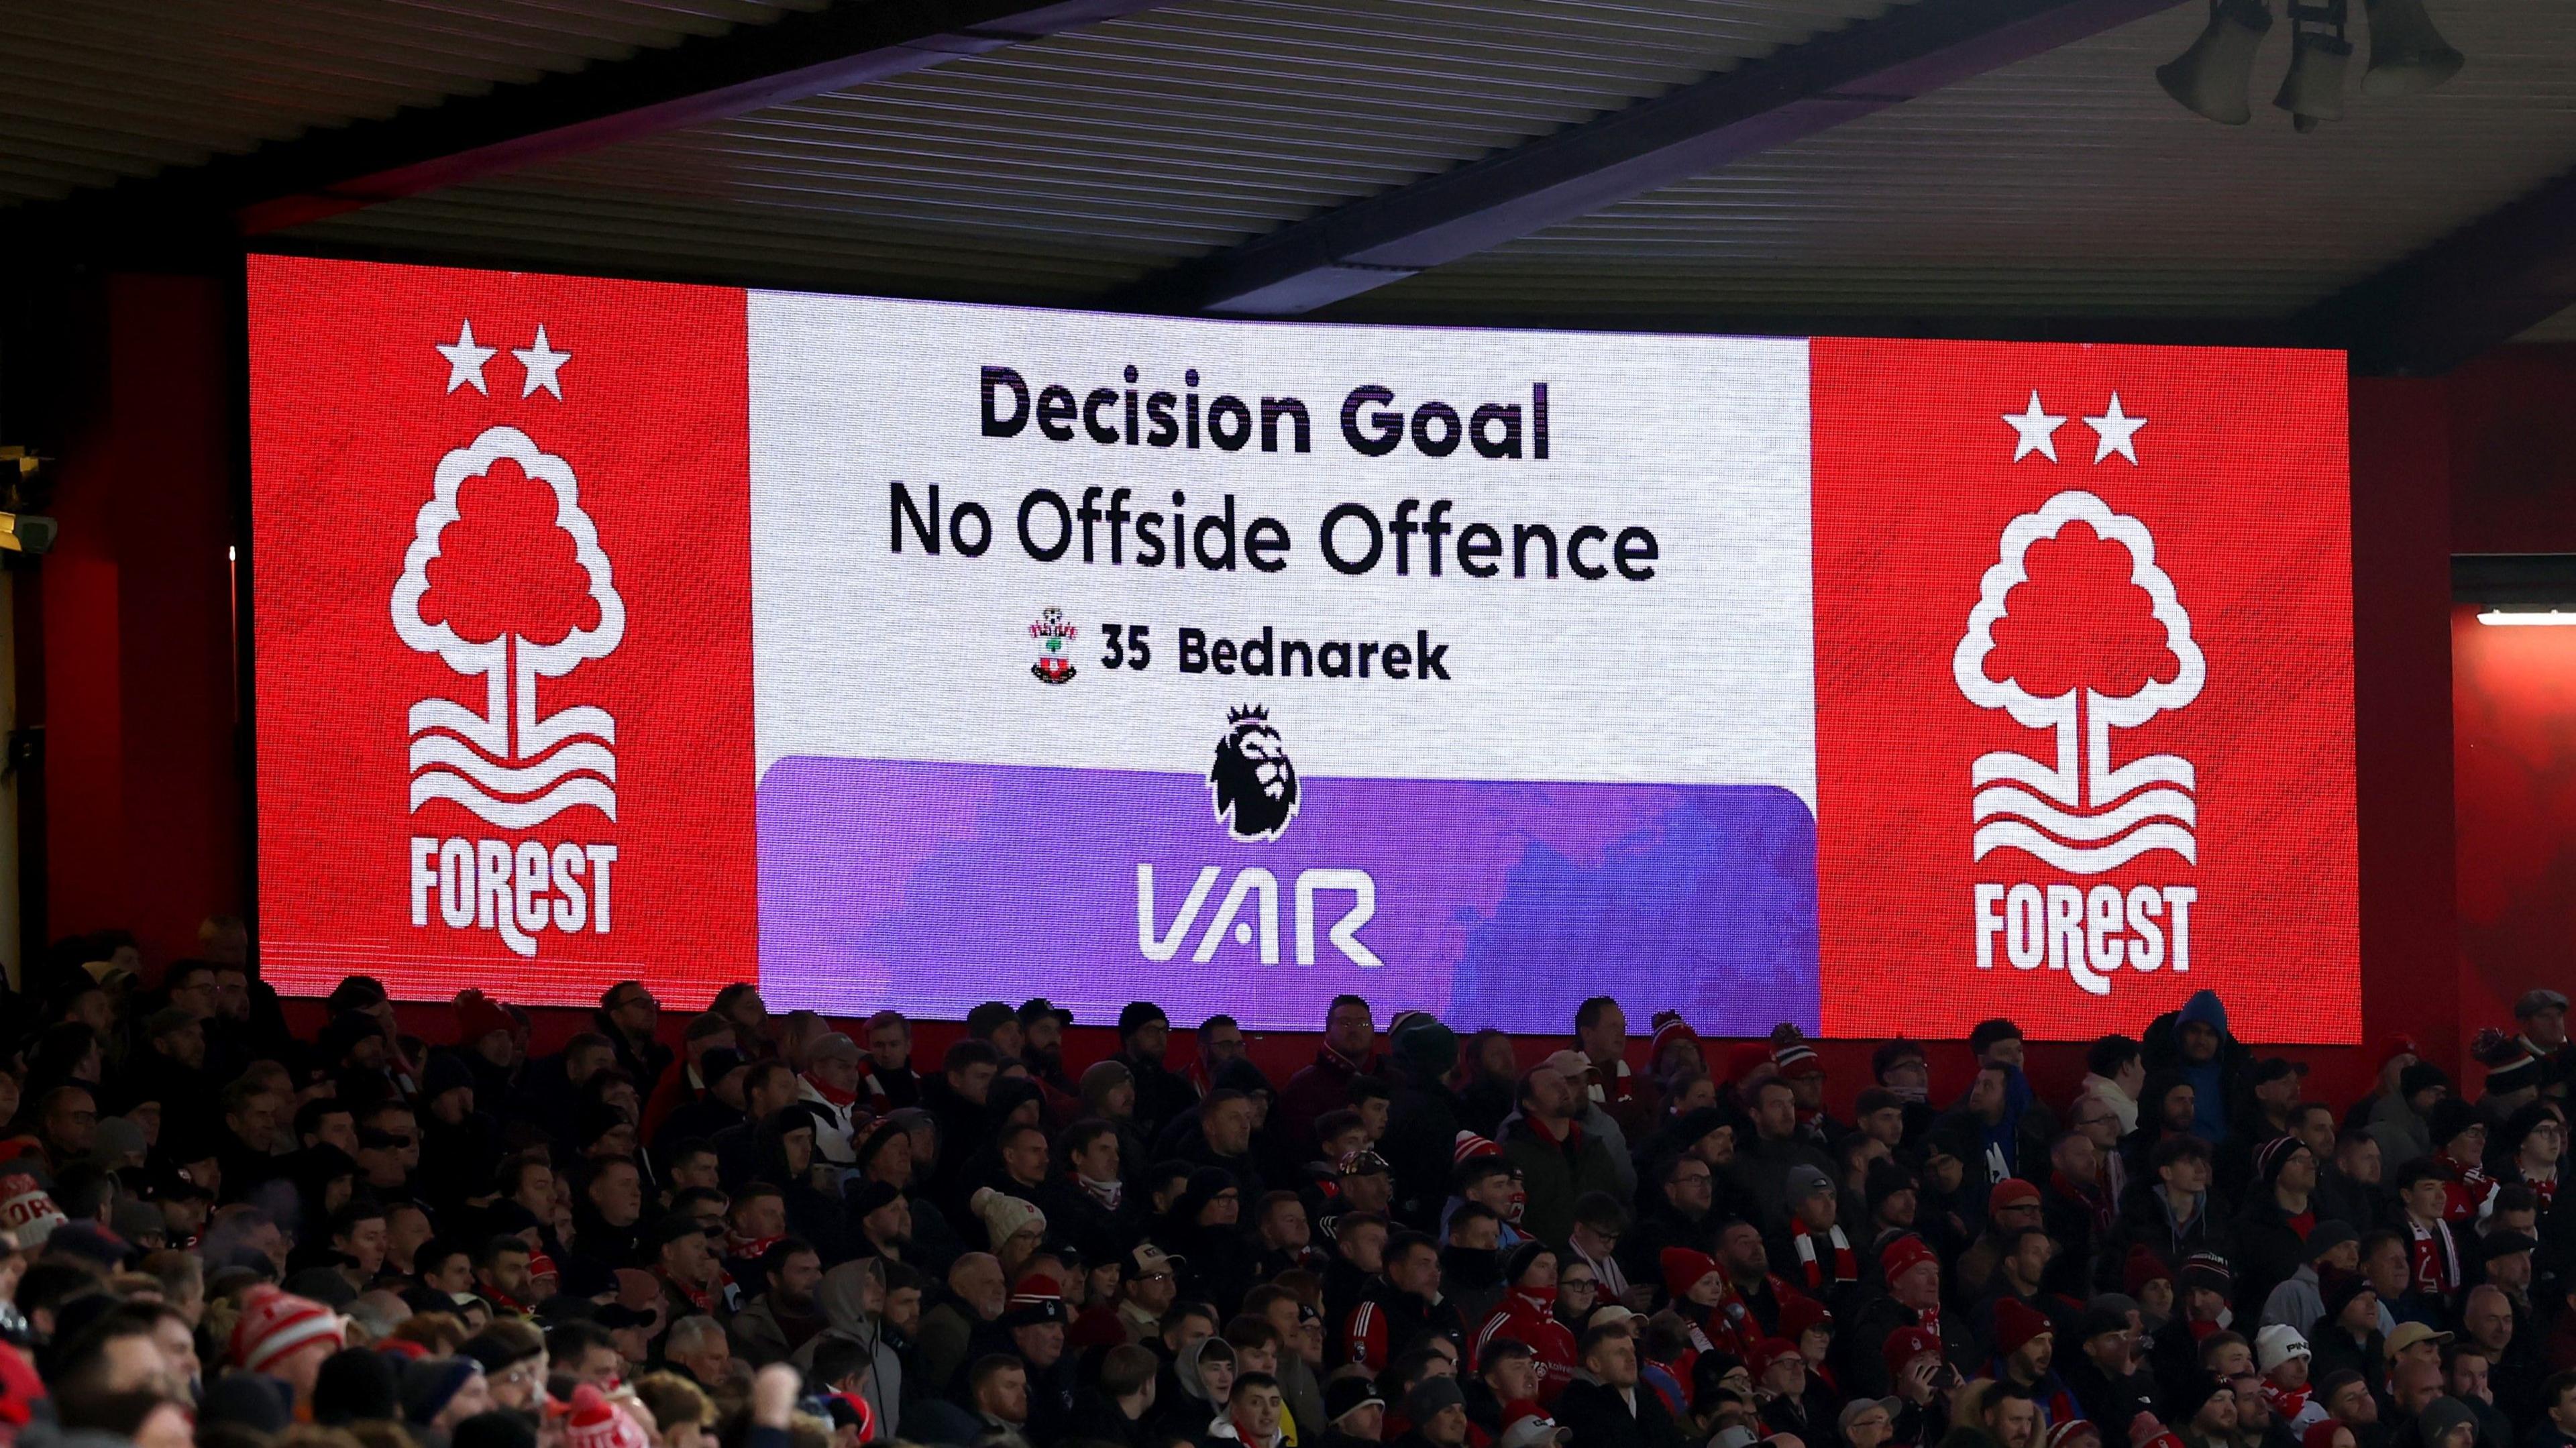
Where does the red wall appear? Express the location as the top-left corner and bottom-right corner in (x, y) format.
(36, 274), (244, 969)
(30, 273), (2504, 1109)
(2439, 346), (2576, 1063)
(2453, 606), (2576, 1038)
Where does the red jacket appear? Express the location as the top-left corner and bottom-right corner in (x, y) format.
(1474, 1288), (1580, 1402)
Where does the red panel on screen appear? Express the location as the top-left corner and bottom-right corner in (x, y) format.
(248, 256), (757, 1007)
(1811, 339), (2357, 1042)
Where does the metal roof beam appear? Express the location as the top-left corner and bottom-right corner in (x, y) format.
(2300, 163), (2576, 376)
(9, 0), (1163, 247)
(1122, 0), (2190, 317)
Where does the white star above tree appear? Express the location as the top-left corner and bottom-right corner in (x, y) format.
(2002, 390), (2066, 463)
(435, 321), (496, 396)
(513, 325), (572, 400)
(2086, 393), (2147, 465)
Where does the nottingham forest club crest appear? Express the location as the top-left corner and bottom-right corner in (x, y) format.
(1030, 608), (1078, 685)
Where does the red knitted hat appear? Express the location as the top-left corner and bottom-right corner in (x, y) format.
(1778, 1294), (1833, 1341)
(2123, 1245), (2176, 1296)
(1881, 1325), (1941, 1381)
(1649, 1015), (1701, 1065)
(1453, 1131), (1504, 1166)
(454, 989), (512, 1046)
(1745, 1337), (1800, 1378)
(1660, 1247), (1719, 1302)
(1994, 1296), (2052, 1357)
(229, 1284), (343, 1375)
(2045, 1422), (2101, 1448)
(1878, 1233), (1937, 1283)
(563, 1384), (651, 1448)
(1987, 1178), (2041, 1220)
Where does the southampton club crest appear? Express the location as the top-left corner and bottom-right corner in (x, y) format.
(1209, 705), (1300, 842)
(1030, 607), (1078, 685)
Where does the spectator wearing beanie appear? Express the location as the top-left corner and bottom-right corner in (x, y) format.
(402, 1355), (493, 1443)
(1953, 1176), (2043, 1308)
(230, 1284), (347, 1406)
(1986, 1296), (2082, 1426)
(1872, 1040), (1939, 1146)
(312, 1344), (401, 1426)
(1477, 1241), (1580, 1402)
(1381, 1014), (1466, 1225)
(1106, 1001), (1200, 1146)
(1837, 1235), (1958, 1398)
(2368, 1062), (2449, 1169)
(1773, 1163), (1860, 1304)
(1771, 1025), (1844, 1150)
(639, 1011), (744, 1146)
(2422, 1099), (2499, 1223)
(2060, 1294), (2158, 1430)
(451, 989), (519, 1104)
(2231, 1136), (2324, 1321)
(2258, 1219), (2358, 1339)
(2472, 1027), (2546, 1129)
(418, 1050), (502, 1214)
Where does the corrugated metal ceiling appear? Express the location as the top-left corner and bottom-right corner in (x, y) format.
(1336, 0), (2574, 323)
(0, 0), (825, 203)
(288, 0), (1902, 280)
(5, 0), (2571, 338)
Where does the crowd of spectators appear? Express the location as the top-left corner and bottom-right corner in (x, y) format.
(0, 920), (2571, 1448)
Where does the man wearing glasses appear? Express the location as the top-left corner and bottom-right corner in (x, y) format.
(598, 981), (674, 1098)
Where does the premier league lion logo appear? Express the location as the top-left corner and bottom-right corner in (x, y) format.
(1209, 704), (1299, 843)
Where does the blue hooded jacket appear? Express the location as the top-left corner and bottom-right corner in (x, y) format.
(2177, 989), (2233, 1144)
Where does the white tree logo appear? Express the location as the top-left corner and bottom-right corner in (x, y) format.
(1953, 490), (2203, 873)
(392, 425), (625, 829)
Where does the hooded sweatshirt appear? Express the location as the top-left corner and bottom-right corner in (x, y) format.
(2177, 991), (2233, 1146)
(792, 1260), (907, 1438)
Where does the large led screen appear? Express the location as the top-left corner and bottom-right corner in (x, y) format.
(247, 256), (2358, 1041)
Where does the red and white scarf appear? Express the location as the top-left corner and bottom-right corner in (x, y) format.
(1590, 1058), (1634, 1105)
(805, 1071), (860, 1109)
(2520, 1164), (2560, 1211)
(2261, 1381), (2312, 1422)
(2406, 1215), (2462, 1298)
(1792, 1223), (1855, 1290)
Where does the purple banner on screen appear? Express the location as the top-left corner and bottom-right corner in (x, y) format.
(756, 757), (1819, 1034)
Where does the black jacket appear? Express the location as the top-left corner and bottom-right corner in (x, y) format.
(1381, 1062), (1465, 1229)
(1556, 1378), (1688, 1448)
(2115, 1179), (2228, 1271)
(1064, 1392), (1151, 1448)
(1837, 1292), (1972, 1400)
(1112, 1049), (1201, 1146)
(2229, 1191), (2314, 1320)
(2060, 1351), (2159, 1436)
(595, 1009), (674, 1099)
